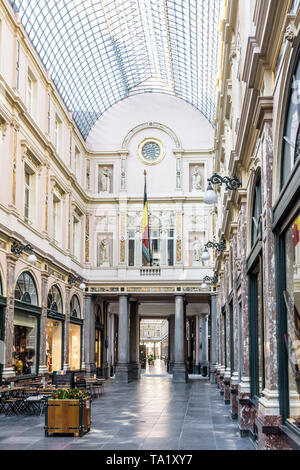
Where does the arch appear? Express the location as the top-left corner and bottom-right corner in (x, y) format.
(47, 284), (63, 314)
(70, 294), (81, 319)
(122, 122), (181, 150)
(14, 271), (38, 306)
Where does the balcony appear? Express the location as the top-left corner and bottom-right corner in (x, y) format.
(140, 267), (161, 276)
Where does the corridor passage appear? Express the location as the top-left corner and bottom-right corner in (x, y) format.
(0, 378), (255, 450)
(142, 358), (169, 377)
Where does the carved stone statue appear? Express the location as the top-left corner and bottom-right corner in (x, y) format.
(192, 166), (202, 190)
(100, 238), (110, 266)
(99, 166), (112, 193)
(192, 238), (201, 263)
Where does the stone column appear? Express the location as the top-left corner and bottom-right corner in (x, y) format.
(173, 294), (187, 382)
(107, 312), (112, 376)
(83, 293), (95, 375)
(210, 293), (217, 383)
(63, 286), (71, 371)
(102, 300), (110, 379)
(39, 272), (49, 375)
(129, 300), (141, 380)
(200, 314), (209, 376)
(115, 294), (130, 383)
(2, 255), (16, 379)
(169, 315), (175, 373)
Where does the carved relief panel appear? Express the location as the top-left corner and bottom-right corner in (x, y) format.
(97, 232), (113, 267)
(189, 164), (204, 192)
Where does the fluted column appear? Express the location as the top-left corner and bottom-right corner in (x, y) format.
(168, 315), (175, 373)
(115, 294), (130, 383)
(2, 255), (16, 379)
(39, 272), (49, 374)
(173, 294), (187, 383)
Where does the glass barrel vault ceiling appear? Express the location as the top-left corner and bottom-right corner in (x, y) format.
(10, 0), (221, 140)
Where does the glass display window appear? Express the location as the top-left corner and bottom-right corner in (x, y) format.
(69, 323), (81, 370)
(13, 311), (37, 376)
(284, 212), (300, 429)
(46, 319), (62, 373)
(95, 328), (102, 369)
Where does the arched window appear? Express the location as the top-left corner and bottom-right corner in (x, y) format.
(47, 285), (63, 313)
(14, 271), (38, 305)
(281, 56), (300, 187)
(251, 170), (262, 247)
(70, 295), (81, 318)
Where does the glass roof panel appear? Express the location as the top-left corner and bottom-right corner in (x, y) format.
(11, 0), (221, 139)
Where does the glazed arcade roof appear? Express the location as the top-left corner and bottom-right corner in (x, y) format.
(10, 0), (221, 140)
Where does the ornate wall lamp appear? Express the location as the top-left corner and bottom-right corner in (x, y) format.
(68, 274), (86, 290)
(201, 275), (218, 289)
(11, 241), (37, 265)
(201, 240), (226, 261)
(204, 173), (242, 204)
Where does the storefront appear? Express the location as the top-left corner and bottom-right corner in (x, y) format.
(273, 50), (300, 447)
(46, 285), (64, 373)
(13, 271), (41, 377)
(0, 275), (6, 382)
(69, 295), (82, 371)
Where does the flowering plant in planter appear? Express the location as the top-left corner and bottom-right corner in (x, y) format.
(51, 388), (90, 400)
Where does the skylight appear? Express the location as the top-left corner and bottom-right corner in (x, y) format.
(11, 0), (221, 139)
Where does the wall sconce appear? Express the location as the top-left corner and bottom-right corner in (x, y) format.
(11, 242), (37, 265)
(201, 275), (218, 289)
(68, 274), (86, 290)
(201, 240), (226, 261)
(204, 173), (242, 205)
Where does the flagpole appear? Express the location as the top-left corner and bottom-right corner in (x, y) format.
(144, 170), (152, 266)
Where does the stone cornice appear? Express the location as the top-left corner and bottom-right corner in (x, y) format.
(253, 96), (273, 132)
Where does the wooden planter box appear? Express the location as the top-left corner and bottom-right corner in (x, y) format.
(45, 397), (91, 437)
(148, 360), (154, 366)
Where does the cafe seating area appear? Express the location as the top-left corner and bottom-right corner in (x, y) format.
(0, 373), (105, 417)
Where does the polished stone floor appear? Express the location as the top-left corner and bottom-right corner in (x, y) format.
(0, 371), (255, 450)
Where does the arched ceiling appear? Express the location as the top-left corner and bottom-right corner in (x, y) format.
(11, 0), (221, 140)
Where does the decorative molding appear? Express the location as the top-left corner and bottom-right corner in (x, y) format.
(122, 122), (181, 149)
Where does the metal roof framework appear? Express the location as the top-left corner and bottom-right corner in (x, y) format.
(11, 0), (221, 139)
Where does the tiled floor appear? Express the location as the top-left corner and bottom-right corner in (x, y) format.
(0, 376), (255, 450)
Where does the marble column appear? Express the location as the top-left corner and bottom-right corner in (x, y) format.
(115, 294), (130, 383)
(169, 315), (175, 373)
(129, 300), (141, 380)
(84, 293), (95, 375)
(102, 301), (110, 379)
(107, 312), (112, 376)
(39, 272), (49, 375)
(210, 293), (217, 383)
(173, 294), (187, 383)
(200, 314), (209, 376)
(2, 255), (16, 379)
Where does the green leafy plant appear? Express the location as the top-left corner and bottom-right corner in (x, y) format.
(51, 388), (90, 400)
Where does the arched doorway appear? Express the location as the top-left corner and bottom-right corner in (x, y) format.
(46, 284), (64, 372)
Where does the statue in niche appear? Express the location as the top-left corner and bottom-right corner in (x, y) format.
(99, 166), (112, 193)
(99, 238), (110, 266)
(192, 166), (202, 190)
(192, 238), (202, 263)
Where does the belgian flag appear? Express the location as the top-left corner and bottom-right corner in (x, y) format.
(142, 170), (151, 266)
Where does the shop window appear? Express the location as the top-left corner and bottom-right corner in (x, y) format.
(284, 213), (300, 429)
(230, 301), (234, 376)
(13, 311), (37, 376)
(128, 231), (135, 266)
(24, 164), (36, 224)
(53, 194), (61, 245)
(69, 323), (81, 370)
(281, 57), (300, 187)
(47, 285), (63, 313)
(46, 319), (62, 373)
(72, 216), (81, 260)
(95, 328), (102, 370)
(70, 295), (81, 318)
(15, 271), (38, 306)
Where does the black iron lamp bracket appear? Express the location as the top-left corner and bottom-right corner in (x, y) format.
(204, 240), (226, 252)
(208, 173), (242, 191)
(202, 275), (218, 284)
(68, 274), (83, 284)
(11, 242), (34, 256)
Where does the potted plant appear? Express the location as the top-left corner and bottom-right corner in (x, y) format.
(147, 355), (154, 366)
(45, 388), (91, 437)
